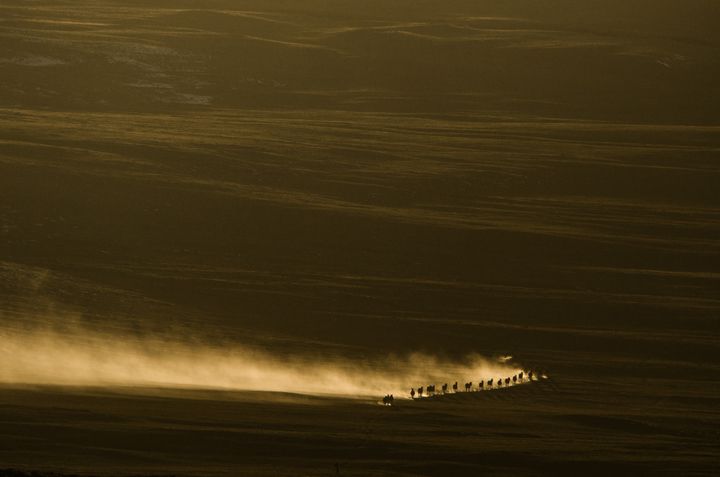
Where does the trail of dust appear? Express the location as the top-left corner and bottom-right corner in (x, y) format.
(0, 327), (522, 398)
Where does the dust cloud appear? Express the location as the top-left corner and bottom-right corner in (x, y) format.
(0, 326), (523, 398)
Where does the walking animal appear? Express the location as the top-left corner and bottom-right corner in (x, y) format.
(442, 383), (448, 394)
(452, 382), (458, 392)
(464, 382), (472, 392)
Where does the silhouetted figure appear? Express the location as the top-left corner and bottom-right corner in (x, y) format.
(442, 383), (448, 394)
(513, 375), (517, 384)
(390, 394), (394, 405)
(497, 378), (502, 387)
(410, 388), (416, 399)
(488, 378), (493, 387)
(418, 386), (424, 398)
(427, 384), (435, 396)
(464, 382), (471, 392)
(519, 372), (524, 381)
(452, 382), (458, 392)
(478, 380), (484, 390)
(528, 370), (534, 380)
(505, 377), (510, 386)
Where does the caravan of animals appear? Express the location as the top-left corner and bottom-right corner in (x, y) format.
(381, 369), (548, 405)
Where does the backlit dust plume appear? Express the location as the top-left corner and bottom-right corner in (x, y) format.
(0, 327), (525, 398)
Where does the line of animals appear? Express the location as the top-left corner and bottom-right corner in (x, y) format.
(410, 370), (542, 400)
(380, 369), (547, 405)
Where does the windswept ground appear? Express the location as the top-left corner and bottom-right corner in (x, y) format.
(1, 0), (720, 475)
(1, 0), (719, 121)
(0, 376), (717, 477)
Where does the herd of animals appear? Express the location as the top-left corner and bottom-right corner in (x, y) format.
(381, 369), (545, 405)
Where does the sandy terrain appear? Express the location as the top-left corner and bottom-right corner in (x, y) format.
(1, 376), (716, 477)
(1, 0), (719, 475)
